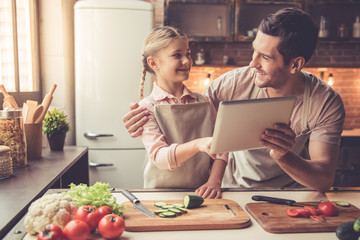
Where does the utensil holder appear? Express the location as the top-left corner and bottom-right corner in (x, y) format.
(24, 123), (42, 160)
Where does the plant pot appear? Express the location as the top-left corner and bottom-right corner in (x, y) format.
(47, 133), (66, 151)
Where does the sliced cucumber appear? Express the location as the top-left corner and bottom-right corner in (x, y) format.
(159, 211), (177, 218)
(161, 205), (175, 209)
(176, 207), (188, 213)
(154, 201), (168, 208)
(168, 208), (182, 214)
(154, 209), (168, 215)
(172, 203), (185, 208)
(184, 195), (204, 209)
(335, 201), (351, 207)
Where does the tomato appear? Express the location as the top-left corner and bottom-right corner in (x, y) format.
(63, 220), (90, 240)
(37, 224), (66, 240)
(317, 201), (339, 216)
(286, 206), (317, 218)
(303, 206), (318, 216)
(98, 206), (113, 219)
(286, 208), (302, 217)
(75, 205), (102, 230)
(98, 214), (125, 239)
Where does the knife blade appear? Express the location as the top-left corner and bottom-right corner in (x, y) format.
(121, 189), (155, 218)
(225, 204), (236, 216)
(251, 195), (318, 207)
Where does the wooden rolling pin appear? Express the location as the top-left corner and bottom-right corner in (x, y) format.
(35, 84), (57, 123)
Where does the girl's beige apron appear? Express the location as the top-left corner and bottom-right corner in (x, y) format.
(222, 80), (311, 188)
(144, 93), (214, 188)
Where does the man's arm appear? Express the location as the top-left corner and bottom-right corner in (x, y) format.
(122, 103), (150, 138)
(261, 123), (339, 192)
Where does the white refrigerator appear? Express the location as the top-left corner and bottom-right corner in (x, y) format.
(74, 0), (153, 188)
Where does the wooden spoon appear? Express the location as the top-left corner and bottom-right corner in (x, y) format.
(0, 84), (19, 109)
(32, 105), (44, 124)
(25, 100), (38, 124)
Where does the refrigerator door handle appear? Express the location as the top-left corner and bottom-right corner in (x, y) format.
(84, 131), (114, 140)
(89, 161), (114, 167)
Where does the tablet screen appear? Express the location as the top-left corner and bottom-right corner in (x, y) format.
(210, 96), (297, 154)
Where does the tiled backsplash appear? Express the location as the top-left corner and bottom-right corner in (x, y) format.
(186, 66), (360, 130)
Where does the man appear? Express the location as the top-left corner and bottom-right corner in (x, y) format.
(122, 8), (345, 193)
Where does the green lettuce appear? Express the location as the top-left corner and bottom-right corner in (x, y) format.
(64, 182), (125, 216)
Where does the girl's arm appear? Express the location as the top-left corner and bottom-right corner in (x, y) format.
(174, 137), (215, 167)
(139, 101), (178, 170)
(195, 159), (227, 199)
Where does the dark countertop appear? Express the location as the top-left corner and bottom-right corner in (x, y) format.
(0, 146), (88, 239)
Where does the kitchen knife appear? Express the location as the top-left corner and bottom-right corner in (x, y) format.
(121, 189), (155, 218)
(252, 195), (318, 207)
(225, 204), (236, 216)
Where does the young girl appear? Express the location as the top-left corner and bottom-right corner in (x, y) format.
(138, 26), (227, 199)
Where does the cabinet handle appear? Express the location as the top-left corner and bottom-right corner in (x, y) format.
(89, 161), (114, 167)
(84, 131), (113, 140)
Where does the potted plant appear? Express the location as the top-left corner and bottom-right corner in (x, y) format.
(42, 108), (70, 151)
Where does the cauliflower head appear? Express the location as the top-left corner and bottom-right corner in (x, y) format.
(24, 193), (78, 235)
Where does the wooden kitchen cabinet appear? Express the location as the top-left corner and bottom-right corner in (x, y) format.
(334, 136), (360, 187)
(164, 0), (360, 43)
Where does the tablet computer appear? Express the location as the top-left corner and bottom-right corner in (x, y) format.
(210, 96), (297, 154)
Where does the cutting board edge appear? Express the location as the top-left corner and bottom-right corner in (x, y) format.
(125, 219), (252, 232)
(122, 199), (251, 231)
(245, 202), (360, 234)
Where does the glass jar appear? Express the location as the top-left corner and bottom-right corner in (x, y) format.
(0, 145), (12, 179)
(0, 110), (27, 168)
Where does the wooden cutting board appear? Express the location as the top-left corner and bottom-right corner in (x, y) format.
(245, 202), (360, 233)
(121, 199), (251, 231)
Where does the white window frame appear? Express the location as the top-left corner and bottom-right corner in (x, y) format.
(0, 0), (41, 108)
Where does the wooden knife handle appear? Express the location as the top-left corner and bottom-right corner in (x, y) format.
(252, 195), (296, 205)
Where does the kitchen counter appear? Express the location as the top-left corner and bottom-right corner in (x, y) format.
(342, 128), (360, 137)
(0, 146), (88, 239)
(4, 187), (360, 240)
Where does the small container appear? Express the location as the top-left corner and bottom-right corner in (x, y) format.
(0, 145), (12, 179)
(353, 16), (360, 38)
(319, 16), (329, 38)
(223, 55), (229, 65)
(195, 49), (205, 65)
(337, 24), (348, 39)
(0, 109), (27, 168)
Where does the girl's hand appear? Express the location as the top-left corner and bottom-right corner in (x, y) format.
(196, 137), (216, 159)
(195, 181), (222, 199)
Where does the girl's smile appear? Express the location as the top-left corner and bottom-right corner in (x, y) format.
(148, 38), (193, 97)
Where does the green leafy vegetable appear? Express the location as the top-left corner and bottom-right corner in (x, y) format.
(64, 182), (125, 216)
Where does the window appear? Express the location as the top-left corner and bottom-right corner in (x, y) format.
(0, 0), (39, 104)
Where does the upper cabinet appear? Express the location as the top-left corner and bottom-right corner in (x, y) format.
(164, 0), (360, 43)
(164, 0), (236, 41)
(307, 0), (360, 41)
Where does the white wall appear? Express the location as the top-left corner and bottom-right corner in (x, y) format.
(39, 0), (77, 144)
